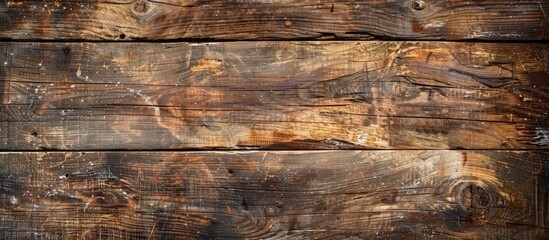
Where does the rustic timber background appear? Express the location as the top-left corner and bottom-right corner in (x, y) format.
(0, 0), (548, 239)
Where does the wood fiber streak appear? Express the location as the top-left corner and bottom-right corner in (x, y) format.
(0, 42), (548, 150)
(0, 151), (547, 239)
(0, 0), (548, 41)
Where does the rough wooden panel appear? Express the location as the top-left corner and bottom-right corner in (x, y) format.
(1, 41), (548, 150)
(0, 0), (548, 41)
(0, 151), (547, 239)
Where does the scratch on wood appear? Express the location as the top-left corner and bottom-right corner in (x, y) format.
(148, 222), (156, 240)
(540, 3), (549, 23)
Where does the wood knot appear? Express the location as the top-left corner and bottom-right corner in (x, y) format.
(284, 20), (293, 27)
(450, 181), (504, 224)
(462, 184), (490, 209)
(412, 0), (427, 10)
(134, 0), (147, 13)
(391, 78), (420, 99)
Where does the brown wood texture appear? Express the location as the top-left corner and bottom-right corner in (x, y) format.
(0, 0), (548, 41)
(0, 150), (547, 239)
(1, 41), (548, 150)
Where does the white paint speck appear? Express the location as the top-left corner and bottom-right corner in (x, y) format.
(424, 21), (446, 28)
(357, 133), (368, 145)
(10, 196), (18, 205)
(533, 128), (549, 146)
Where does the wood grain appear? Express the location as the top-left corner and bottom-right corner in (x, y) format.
(1, 41), (548, 150)
(0, 150), (547, 239)
(0, 0), (548, 41)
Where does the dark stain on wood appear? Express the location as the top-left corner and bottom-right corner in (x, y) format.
(0, 1), (96, 38)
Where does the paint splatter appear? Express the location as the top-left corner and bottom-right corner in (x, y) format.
(532, 128), (549, 145)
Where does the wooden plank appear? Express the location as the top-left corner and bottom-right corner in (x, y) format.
(1, 41), (548, 150)
(0, 150), (547, 239)
(0, 0), (548, 41)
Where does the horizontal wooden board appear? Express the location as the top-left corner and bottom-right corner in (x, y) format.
(1, 41), (548, 150)
(0, 0), (548, 41)
(0, 150), (547, 239)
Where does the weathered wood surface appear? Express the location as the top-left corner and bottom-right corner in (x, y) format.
(1, 41), (548, 150)
(0, 150), (547, 239)
(0, 0), (548, 41)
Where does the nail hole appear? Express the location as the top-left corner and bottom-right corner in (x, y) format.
(242, 198), (248, 210)
(119, 33), (126, 39)
(62, 46), (71, 56)
(227, 169), (234, 174)
(276, 201), (284, 208)
(31, 132), (38, 137)
(65, 174), (69, 178)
